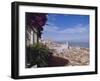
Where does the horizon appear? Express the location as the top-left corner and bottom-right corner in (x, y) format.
(41, 38), (89, 43)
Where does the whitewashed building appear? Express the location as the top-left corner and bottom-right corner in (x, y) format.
(26, 26), (38, 46)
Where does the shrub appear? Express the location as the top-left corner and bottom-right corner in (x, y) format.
(26, 43), (50, 68)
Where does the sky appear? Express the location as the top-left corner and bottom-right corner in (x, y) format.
(42, 14), (89, 42)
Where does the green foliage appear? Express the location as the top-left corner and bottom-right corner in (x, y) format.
(26, 43), (50, 68)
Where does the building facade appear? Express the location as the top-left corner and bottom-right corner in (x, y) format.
(25, 13), (47, 68)
(26, 13), (47, 46)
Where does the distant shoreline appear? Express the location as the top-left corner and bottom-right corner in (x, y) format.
(56, 41), (89, 48)
(69, 46), (89, 49)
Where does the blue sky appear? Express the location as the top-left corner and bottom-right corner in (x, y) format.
(42, 14), (89, 42)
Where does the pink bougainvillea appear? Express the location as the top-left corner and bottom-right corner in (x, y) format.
(26, 13), (47, 28)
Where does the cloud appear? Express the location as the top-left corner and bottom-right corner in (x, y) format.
(42, 23), (89, 42)
(47, 14), (58, 22)
(43, 24), (59, 32)
(43, 24), (89, 34)
(59, 24), (89, 34)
